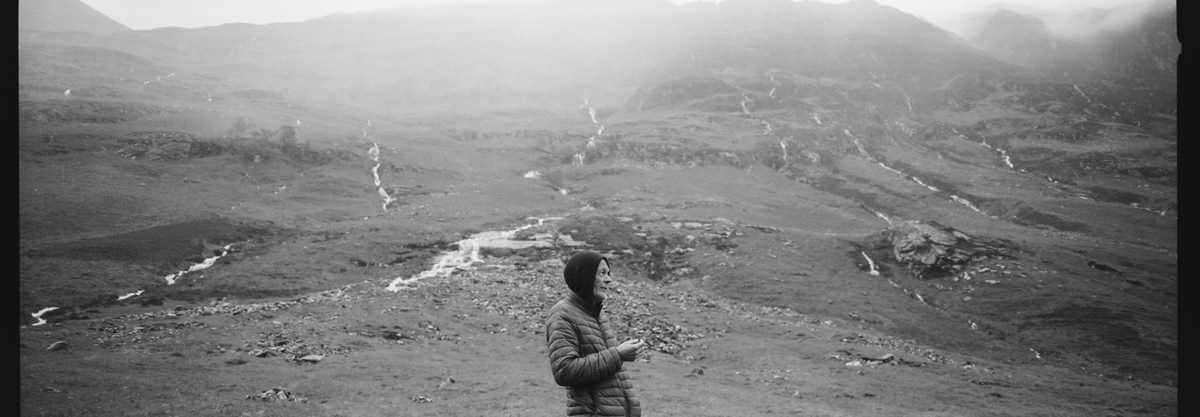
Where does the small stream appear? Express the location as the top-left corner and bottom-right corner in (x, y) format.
(163, 244), (234, 285)
(29, 307), (59, 327)
(385, 217), (584, 291)
(368, 141), (398, 211)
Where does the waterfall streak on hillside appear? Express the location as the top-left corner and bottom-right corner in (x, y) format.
(368, 142), (397, 211)
(1072, 84), (1093, 104)
(163, 244), (233, 285)
(386, 217), (569, 291)
(852, 138), (872, 159)
(861, 252), (880, 276)
(913, 292), (928, 305)
(30, 307), (59, 327)
(910, 176), (940, 192)
(902, 90), (913, 113)
(768, 87), (776, 98)
(779, 140), (788, 162)
(1131, 203), (1168, 216)
(868, 208), (894, 226)
(577, 97), (606, 163)
(951, 195), (985, 214)
(845, 123), (990, 217)
(975, 139), (1021, 171)
(878, 162), (904, 176)
(117, 290), (144, 301)
(741, 94), (752, 115)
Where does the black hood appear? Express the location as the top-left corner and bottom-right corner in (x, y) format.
(563, 251), (607, 316)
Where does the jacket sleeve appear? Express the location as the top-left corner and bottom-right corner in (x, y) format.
(546, 314), (622, 387)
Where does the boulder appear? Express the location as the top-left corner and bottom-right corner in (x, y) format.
(886, 220), (1009, 278)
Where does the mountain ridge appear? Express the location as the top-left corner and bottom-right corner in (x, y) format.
(19, 0), (130, 34)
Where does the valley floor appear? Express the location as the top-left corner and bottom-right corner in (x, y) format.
(20, 254), (1176, 417)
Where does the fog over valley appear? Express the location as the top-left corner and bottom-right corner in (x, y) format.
(19, 1), (1177, 416)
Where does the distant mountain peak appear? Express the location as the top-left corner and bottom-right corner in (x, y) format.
(19, 0), (130, 34)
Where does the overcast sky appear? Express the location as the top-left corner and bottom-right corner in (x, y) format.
(81, 0), (1169, 35)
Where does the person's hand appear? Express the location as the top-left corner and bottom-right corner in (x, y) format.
(617, 338), (646, 361)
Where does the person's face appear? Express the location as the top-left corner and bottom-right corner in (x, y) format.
(594, 260), (612, 298)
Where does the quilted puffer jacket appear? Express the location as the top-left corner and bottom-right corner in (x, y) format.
(545, 252), (640, 417)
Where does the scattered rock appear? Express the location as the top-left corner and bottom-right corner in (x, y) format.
(226, 358), (248, 365)
(297, 354), (324, 363)
(46, 341), (68, 351)
(248, 349), (272, 358)
(412, 395), (433, 403)
(864, 353), (895, 365)
(1087, 260), (1121, 274)
(246, 387), (307, 403)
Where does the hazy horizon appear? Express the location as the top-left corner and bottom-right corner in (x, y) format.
(79, 0), (1173, 40)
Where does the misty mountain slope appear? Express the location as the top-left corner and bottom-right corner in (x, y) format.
(18, 0), (130, 34)
(968, 9), (1078, 70)
(20, 1), (1175, 416)
(963, 2), (1178, 84)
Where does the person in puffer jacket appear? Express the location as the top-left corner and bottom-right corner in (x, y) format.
(546, 251), (645, 417)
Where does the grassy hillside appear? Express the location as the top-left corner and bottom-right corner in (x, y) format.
(19, 1), (1176, 416)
